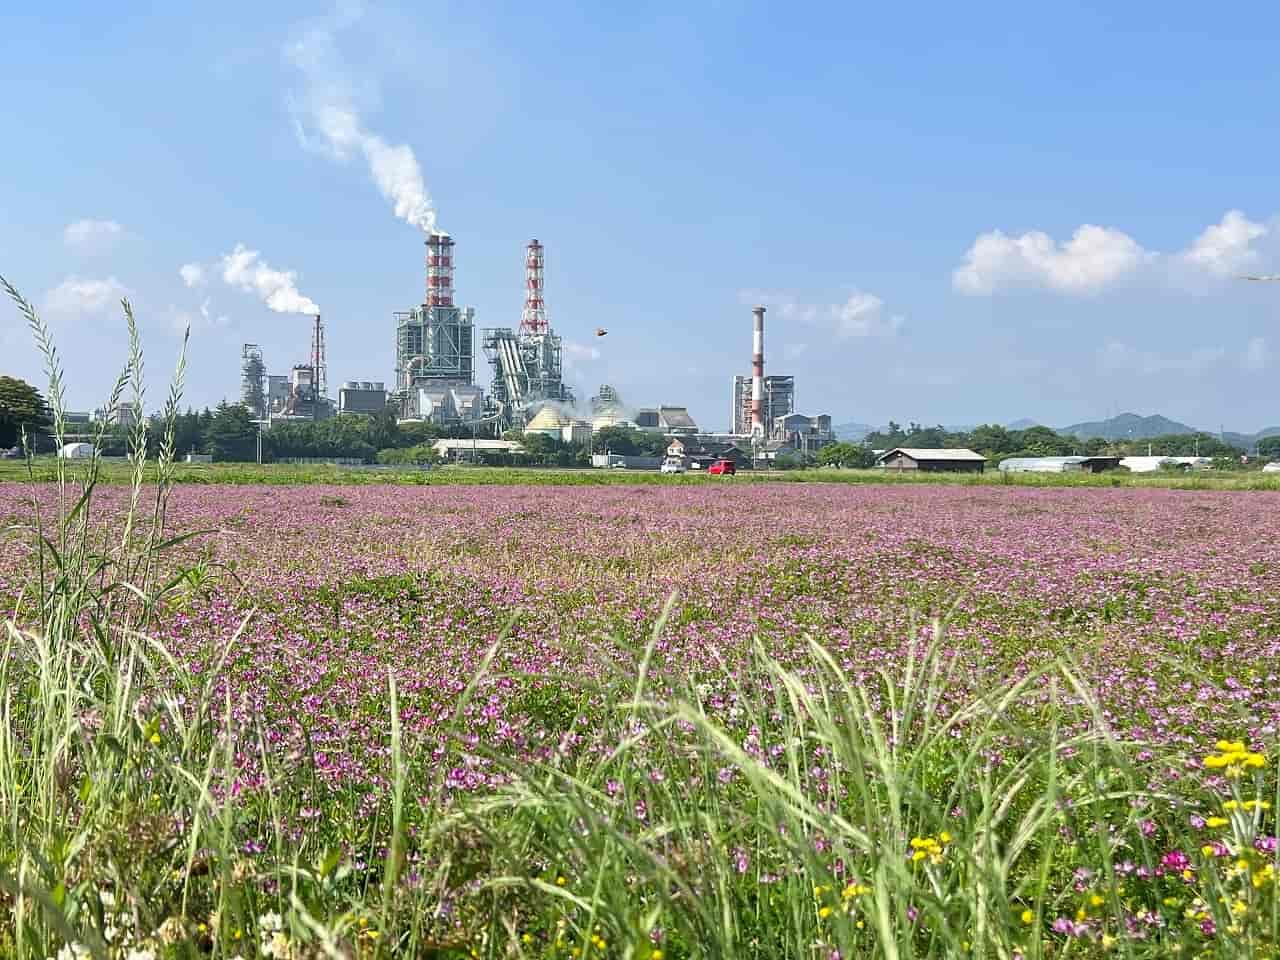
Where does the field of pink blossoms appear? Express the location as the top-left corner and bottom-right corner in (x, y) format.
(2, 480), (1278, 959)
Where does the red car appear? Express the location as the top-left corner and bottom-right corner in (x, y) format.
(707, 458), (736, 476)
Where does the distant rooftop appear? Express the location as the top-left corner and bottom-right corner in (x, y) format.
(880, 447), (987, 462)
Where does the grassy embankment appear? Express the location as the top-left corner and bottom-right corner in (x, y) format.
(4, 458), (1280, 490)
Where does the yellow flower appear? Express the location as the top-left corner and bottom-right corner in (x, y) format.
(521, 933), (532, 945)
(939, 831), (952, 843)
(1089, 894), (1105, 907)
(556, 875), (567, 886)
(1205, 816), (1229, 828)
(1204, 741), (1268, 777)
(1101, 933), (1117, 951)
(1223, 800), (1239, 810)
(818, 906), (832, 919)
(651, 952), (663, 960)
(1021, 909), (1034, 925)
(150, 733), (161, 746)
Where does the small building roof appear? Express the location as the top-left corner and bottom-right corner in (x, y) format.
(432, 439), (524, 453)
(998, 456), (1087, 470)
(877, 447), (987, 463)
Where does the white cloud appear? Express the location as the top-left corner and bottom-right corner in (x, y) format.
(41, 276), (131, 316)
(1096, 339), (1226, 376)
(1243, 336), (1269, 372)
(168, 299), (230, 336)
(179, 263), (206, 288)
(220, 244), (319, 314)
(63, 219), (123, 251)
(955, 210), (1273, 295)
(953, 225), (1150, 295)
(744, 289), (903, 339)
(1179, 210), (1267, 276)
(285, 7), (439, 234)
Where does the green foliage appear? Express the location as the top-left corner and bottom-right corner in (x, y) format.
(375, 443), (440, 465)
(204, 401), (258, 461)
(817, 442), (876, 468)
(0, 375), (52, 449)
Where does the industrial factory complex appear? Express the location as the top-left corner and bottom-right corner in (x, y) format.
(236, 235), (835, 467)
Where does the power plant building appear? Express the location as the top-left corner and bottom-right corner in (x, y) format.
(392, 233), (481, 425)
(732, 374), (795, 436)
(483, 239), (574, 430)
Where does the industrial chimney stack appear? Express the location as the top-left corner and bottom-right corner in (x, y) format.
(425, 233), (455, 307)
(751, 305), (766, 437)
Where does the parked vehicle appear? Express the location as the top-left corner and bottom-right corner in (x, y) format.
(708, 459), (736, 476)
(660, 457), (686, 474)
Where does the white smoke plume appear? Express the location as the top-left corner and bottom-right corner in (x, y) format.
(220, 244), (319, 315)
(285, 8), (440, 234)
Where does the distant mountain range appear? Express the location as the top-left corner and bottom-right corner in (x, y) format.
(1058, 413), (1196, 440)
(1060, 413), (1280, 448)
(835, 413), (1280, 449)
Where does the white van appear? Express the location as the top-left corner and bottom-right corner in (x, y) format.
(660, 457), (686, 474)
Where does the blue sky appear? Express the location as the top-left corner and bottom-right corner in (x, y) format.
(2, 2), (1278, 432)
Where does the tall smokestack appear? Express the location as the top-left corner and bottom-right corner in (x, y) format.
(751, 305), (765, 437)
(425, 233), (455, 307)
(521, 239), (548, 336)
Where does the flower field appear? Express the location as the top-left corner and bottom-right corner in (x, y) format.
(3, 480), (1278, 959)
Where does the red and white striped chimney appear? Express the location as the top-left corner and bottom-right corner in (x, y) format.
(425, 233), (454, 307)
(751, 305), (765, 437)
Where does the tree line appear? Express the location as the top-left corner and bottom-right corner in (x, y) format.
(813, 421), (1254, 470)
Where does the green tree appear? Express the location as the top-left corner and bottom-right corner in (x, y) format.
(967, 424), (1015, 457)
(0, 376), (52, 449)
(1018, 425), (1074, 457)
(205, 402), (258, 462)
(1257, 436), (1280, 460)
(366, 406), (401, 451)
(817, 442), (875, 468)
(593, 426), (639, 456)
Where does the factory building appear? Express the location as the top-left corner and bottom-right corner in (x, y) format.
(772, 413), (835, 451)
(272, 364), (331, 422)
(657, 406), (698, 434)
(732, 375), (795, 436)
(391, 233), (482, 425)
(338, 381), (388, 416)
(483, 239), (574, 430)
(634, 409), (661, 431)
(590, 385), (620, 413)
